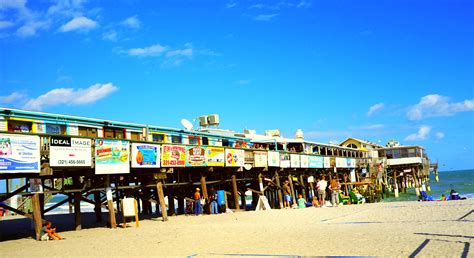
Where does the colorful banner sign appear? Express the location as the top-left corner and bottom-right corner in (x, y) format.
(336, 157), (347, 168)
(225, 149), (245, 167)
(290, 154), (300, 168)
(244, 151), (254, 164)
(300, 155), (309, 168)
(323, 157), (331, 168)
(161, 145), (186, 167)
(186, 146), (207, 166)
(0, 134), (40, 173)
(131, 143), (160, 168)
(206, 147), (224, 166)
(347, 158), (356, 168)
(95, 139), (130, 174)
(254, 151), (268, 167)
(308, 156), (323, 168)
(50, 136), (92, 167)
(267, 151), (279, 167)
(280, 153), (290, 168)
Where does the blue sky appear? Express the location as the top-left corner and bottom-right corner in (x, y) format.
(0, 0), (473, 172)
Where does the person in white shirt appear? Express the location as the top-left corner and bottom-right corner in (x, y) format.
(316, 176), (328, 206)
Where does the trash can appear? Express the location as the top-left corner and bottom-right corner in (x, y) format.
(216, 190), (225, 206)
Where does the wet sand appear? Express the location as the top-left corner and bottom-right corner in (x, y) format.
(1, 199), (473, 257)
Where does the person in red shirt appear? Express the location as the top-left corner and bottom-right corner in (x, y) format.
(194, 188), (202, 215)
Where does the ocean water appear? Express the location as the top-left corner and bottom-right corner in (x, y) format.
(429, 169), (474, 200)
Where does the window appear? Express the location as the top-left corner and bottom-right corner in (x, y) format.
(378, 150), (386, 158)
(222, 139), (230, 147)
(104, 127), (125, 139)
(386, 150), (393, 159)
(347, 143), (357, 149)
(153, 133), (165, 143)
(408, 148), (416, 157)
(393, 149), (401, 159)
(8, 120), (32, 133)
(79, 126), (97, 137)
(171, 135), (182, 144)
(401, 148), (408, 158)
(188, 136), (200, 145)
(130, 132), (140, 141)
(202, 137), (209, 145)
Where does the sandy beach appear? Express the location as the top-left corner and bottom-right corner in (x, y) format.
(0, 199), (473, 257)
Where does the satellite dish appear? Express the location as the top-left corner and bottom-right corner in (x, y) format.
(181, 119), (193, 130)
(244, 164), (252, 170)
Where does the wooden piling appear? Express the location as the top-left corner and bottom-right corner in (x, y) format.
(200, 172), (208, 200)
(105, 175), (117, 228)
(168, 186), (175, 216)
(156, 180), (168, 222)
(32, 193), (42, 241)
(274, 170), (283, 209)
(288, 174), (297, 205)
(299, 174), (307, 201)
(231, 173), (240, 210)
(74, 177), (81, 231)
(94, 191), (102, 222)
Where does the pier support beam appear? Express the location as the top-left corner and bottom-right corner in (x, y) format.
(73, 176), (81, 231)
(200, 172), (208, 200)
(274, 170), (283, 209)
(156, 180), (168, 222)
(168, 186), (175, 216)
(393, 170), (399, 198)
(288, 174), (296, 206)
(105, 175), (117, 228)
(94, 191), (102, 222)
(32, 193), (42, 241)
(300, 174), (307, 201)
(231, 173), (240, 210)
(412, 168), (420, 196)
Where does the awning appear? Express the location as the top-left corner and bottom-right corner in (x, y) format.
(358, 147), (369, 152)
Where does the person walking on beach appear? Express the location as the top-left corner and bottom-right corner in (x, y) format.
(283, 180), (291, 208)
(317, 176), (328, 207)
(194, 188), (202, 215)
(329, 178), (341, 207)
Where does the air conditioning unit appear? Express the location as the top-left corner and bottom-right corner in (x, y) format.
(244, 129), (256, 135)
(199, 116), (208, 127)
(265, 129), (281, 137)
(207, 114), (219, 126)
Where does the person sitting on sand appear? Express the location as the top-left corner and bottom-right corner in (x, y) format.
(440, 194), (446, 201)
(297, 194), (306, 209)
(312, 196), (320, 207)
(40, 221), (64, 241)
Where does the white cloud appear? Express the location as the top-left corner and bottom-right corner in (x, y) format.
(16, 20), (49, 37)
(125, 44), (167, 57)
(121, 15), (140, 29)
(165, 48), (193, 58)
(226, 2), (237, 8)
(0, 0), (26, 10)
(296, 1), (311, 8)
(235, 80), (250, 85)
(254, 13), (279, 21)
(366, 103), (384, 116)
(102, 30), (117, 41)
(59, 16), (97, 32)
(47, 0), (86, 18)
(0, 20), (14, 29)
(23, 83), (118, 110)
(349, 124), (384, 130)
(248, 4), (264, 9)
(407, 94), (474, 120)
(435, 132), (445, 140)
(0, 92), (26, 104)
(405, 126), (431, 141)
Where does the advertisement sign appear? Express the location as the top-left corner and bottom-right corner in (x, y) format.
(95, 139), (130, 174)
(300, 155), (309, 168)
(131, 143), (160, 168)
(323, 157), (331, 168)
(308, 156), (323, 168)
(336, 157), (347, 168)
(161, 145), (186, 167)
(244, 151), (254, 164)
(267, 151), (279, 167)
(0, 134), (40, 173)
(254, 151), (268, 167)
(280, 153), (290, 168)
(225, 149), (245, 167)
(290, 154), (300, 168)
(206, 147), (224, 166)
(347, 158), (356, 168)
(50, 136), (92, 167)
(186, 146), (206, 166)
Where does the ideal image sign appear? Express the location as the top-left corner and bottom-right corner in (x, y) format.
(0, 134), (40, 173)
(95, 139), (130, 174)
(50, 136), (92, 167)
(131, 143), (160, 168)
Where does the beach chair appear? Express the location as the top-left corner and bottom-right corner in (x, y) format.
(338, 193), (349, 205)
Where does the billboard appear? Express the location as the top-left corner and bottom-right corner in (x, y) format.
(186, 146), (206, 166)
(50, 136), (92, 167)
(225, 149), (245, 167)
(280, 153), (290, 168)
(323, 157), (331, 168)
(161, 145), (186, 167)
(131, 143), (160, 168)
(95, 139), (130, 174)
(336, 157), (347, 168)
(267, 151), (279, 167)
(0, 134), (40, 173)
(206, 147), (225, 166)
(300, 155), (309, 168)
(290, 154), (300, 168)
(308, 156), (323, 168)
(254, 151), (268, 167)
